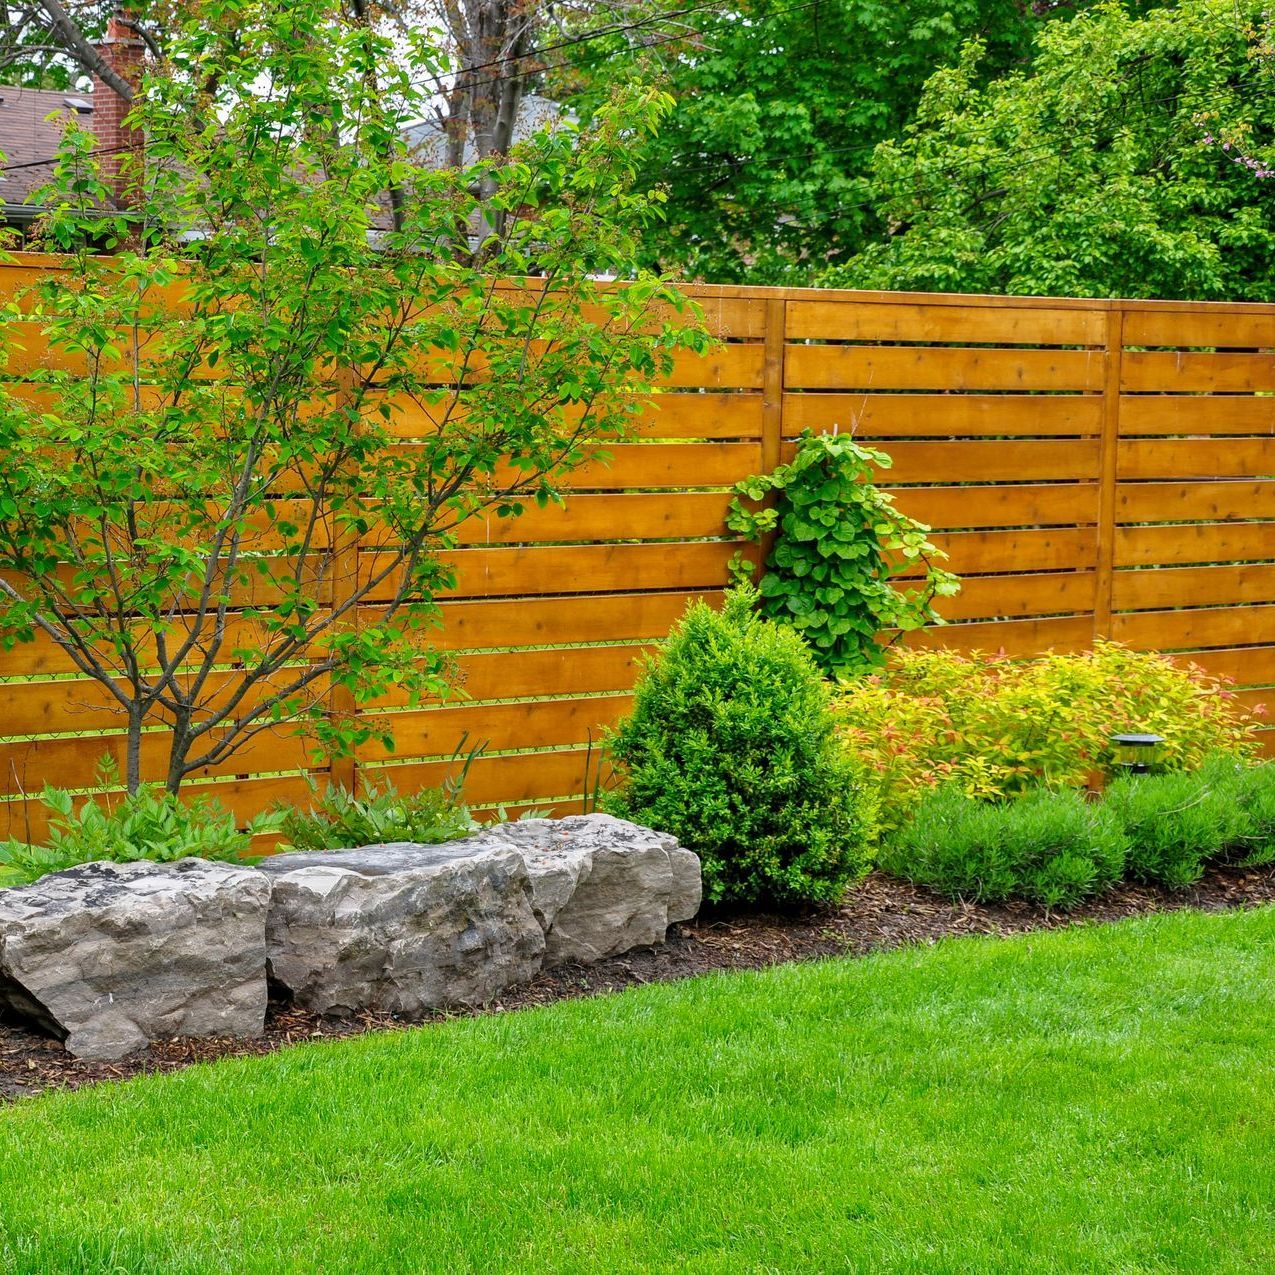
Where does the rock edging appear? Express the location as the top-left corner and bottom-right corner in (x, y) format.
(0, 815), (701, 1059)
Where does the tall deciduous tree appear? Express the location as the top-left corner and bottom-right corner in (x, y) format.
(0, 0), (704, 794)
(553, 0), (1113, 283)
(829, 0), (1275, 300)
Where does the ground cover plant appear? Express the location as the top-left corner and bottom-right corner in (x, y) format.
(0, 763), (280, 888)
(836, 643), (1255, 832)
(0, 765), (477, 886)
(605, 586), (871, 906)
(882, 785), (1128, 909)
(2, 907), (1275, 1271)
(1105, 755), (1275, 887)
(275, 780), (478, 853)
(882, 755), (1275, 903)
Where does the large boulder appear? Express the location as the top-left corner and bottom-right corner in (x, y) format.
(257, 839), (545, 1016)
(256, 815), (701, 1016)
(0, 859), (270, 1061)
(478, 814), (702, 966)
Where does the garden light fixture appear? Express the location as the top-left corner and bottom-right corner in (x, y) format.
(1111, 733), (1165, 775)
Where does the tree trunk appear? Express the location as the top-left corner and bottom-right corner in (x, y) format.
(125, 707), (144, 795)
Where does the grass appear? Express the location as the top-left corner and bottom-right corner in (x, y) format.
(3, 908), (1275, 1273)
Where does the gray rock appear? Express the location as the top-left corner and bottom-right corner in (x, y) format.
(257, 840), (545, 1016)
(473, 814), (702, 966)
(0, 859), (270, 1061)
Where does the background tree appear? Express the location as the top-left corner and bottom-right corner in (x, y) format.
(0, 0), (704, 794)
(828, 0), (1275, 300)
(551, 0), (1139, 283)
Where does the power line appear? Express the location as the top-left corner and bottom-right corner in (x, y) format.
(444, 0), (735, 82)
(449, 0), (827, 100)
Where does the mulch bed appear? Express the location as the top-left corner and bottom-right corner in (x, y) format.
(4, 862), (1274, 1103)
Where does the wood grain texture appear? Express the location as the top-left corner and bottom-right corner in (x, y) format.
(784, 345), (1105, 393)
(783, 393), (1103, 438)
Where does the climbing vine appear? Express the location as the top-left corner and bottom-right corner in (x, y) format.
(726, 432), (960, 675)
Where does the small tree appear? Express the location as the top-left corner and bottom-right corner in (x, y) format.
(0, 0), (705, 794)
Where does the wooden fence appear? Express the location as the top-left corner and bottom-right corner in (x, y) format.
(1, 265), (1273, 835)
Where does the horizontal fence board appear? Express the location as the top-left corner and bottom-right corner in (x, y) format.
(382, 390), (766, 441)
(1, 645), (654, 736)
(429, 542), (742, 601)
(544, 443), (763, 490)
(1123, 310), (1275, 350)
(781, 393), (1104, 438)
(1115, 522), (1275, 568)
(785, 300), (1107, 346)
(432, 591), (725, 651)
(359, 694), (631, 763)
(663, 344), (764, 390)
(1186, 646), (1275, 687)
(1112, 563), (1275, 612)
(1122, 351), (1275, 393)
(827, 439), (1102, 484)
(453, 492), (735, 545)
(929, 528), (1097, 576)
(1119, 396), (1275, 437)
(889, 483), (1098, 530)
(632, 392), (764, 439)
(784, 345), (1106, 393)
(938, 572), (1096, 622)
(1111, 604), (1275, 651)
(0, 727), (317, 799)
(1116, 481), (1275, 524)
(904, 614), (1096, 656)
(1229, 687), (1273, 716)
(444, 646), (649, 704)
(1118, 438), (1275, 480)
(366, 747), (595, 808)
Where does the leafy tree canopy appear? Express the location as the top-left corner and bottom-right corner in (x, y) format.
(556, 0), (1135, 283)
(828, 0), (1275, 299)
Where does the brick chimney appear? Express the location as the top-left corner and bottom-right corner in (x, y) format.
(91, 11), (146, 205)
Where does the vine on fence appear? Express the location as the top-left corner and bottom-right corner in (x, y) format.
(726, 431), (960, 675)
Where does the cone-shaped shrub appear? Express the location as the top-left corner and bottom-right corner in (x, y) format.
(605, 587), (871, 907)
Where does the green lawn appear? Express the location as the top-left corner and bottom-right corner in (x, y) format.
(3, 909), (1275, 1274)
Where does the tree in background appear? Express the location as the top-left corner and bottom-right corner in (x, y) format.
(0, 0), (703, 794)
(828, 0), (1275, 299)
(553, 0), (1126, 283)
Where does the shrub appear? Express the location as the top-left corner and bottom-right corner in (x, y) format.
(1103, 758), (1252, 887)
(881, 786), (1128, 909)
(1231, 760), (1275, 866)
(604, 586), (872, 907)
(277, 780), (478, 852)
(835, 643), (1257, 832)
(0, 777), (279, 888)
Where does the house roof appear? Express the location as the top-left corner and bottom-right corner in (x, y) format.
(0, 85), (91, 211)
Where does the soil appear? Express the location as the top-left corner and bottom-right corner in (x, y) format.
(4, 862), (1274, 1103)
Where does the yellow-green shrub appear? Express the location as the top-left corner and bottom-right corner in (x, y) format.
(835, 642), (1258, 833)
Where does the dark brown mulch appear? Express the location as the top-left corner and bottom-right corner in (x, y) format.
(4, 862), (1274, 1103)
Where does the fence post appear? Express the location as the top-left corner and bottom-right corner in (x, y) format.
(761, 297), (786, 474)
(755, 297), (788, 572)
(1093, 304), (1124, 641)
